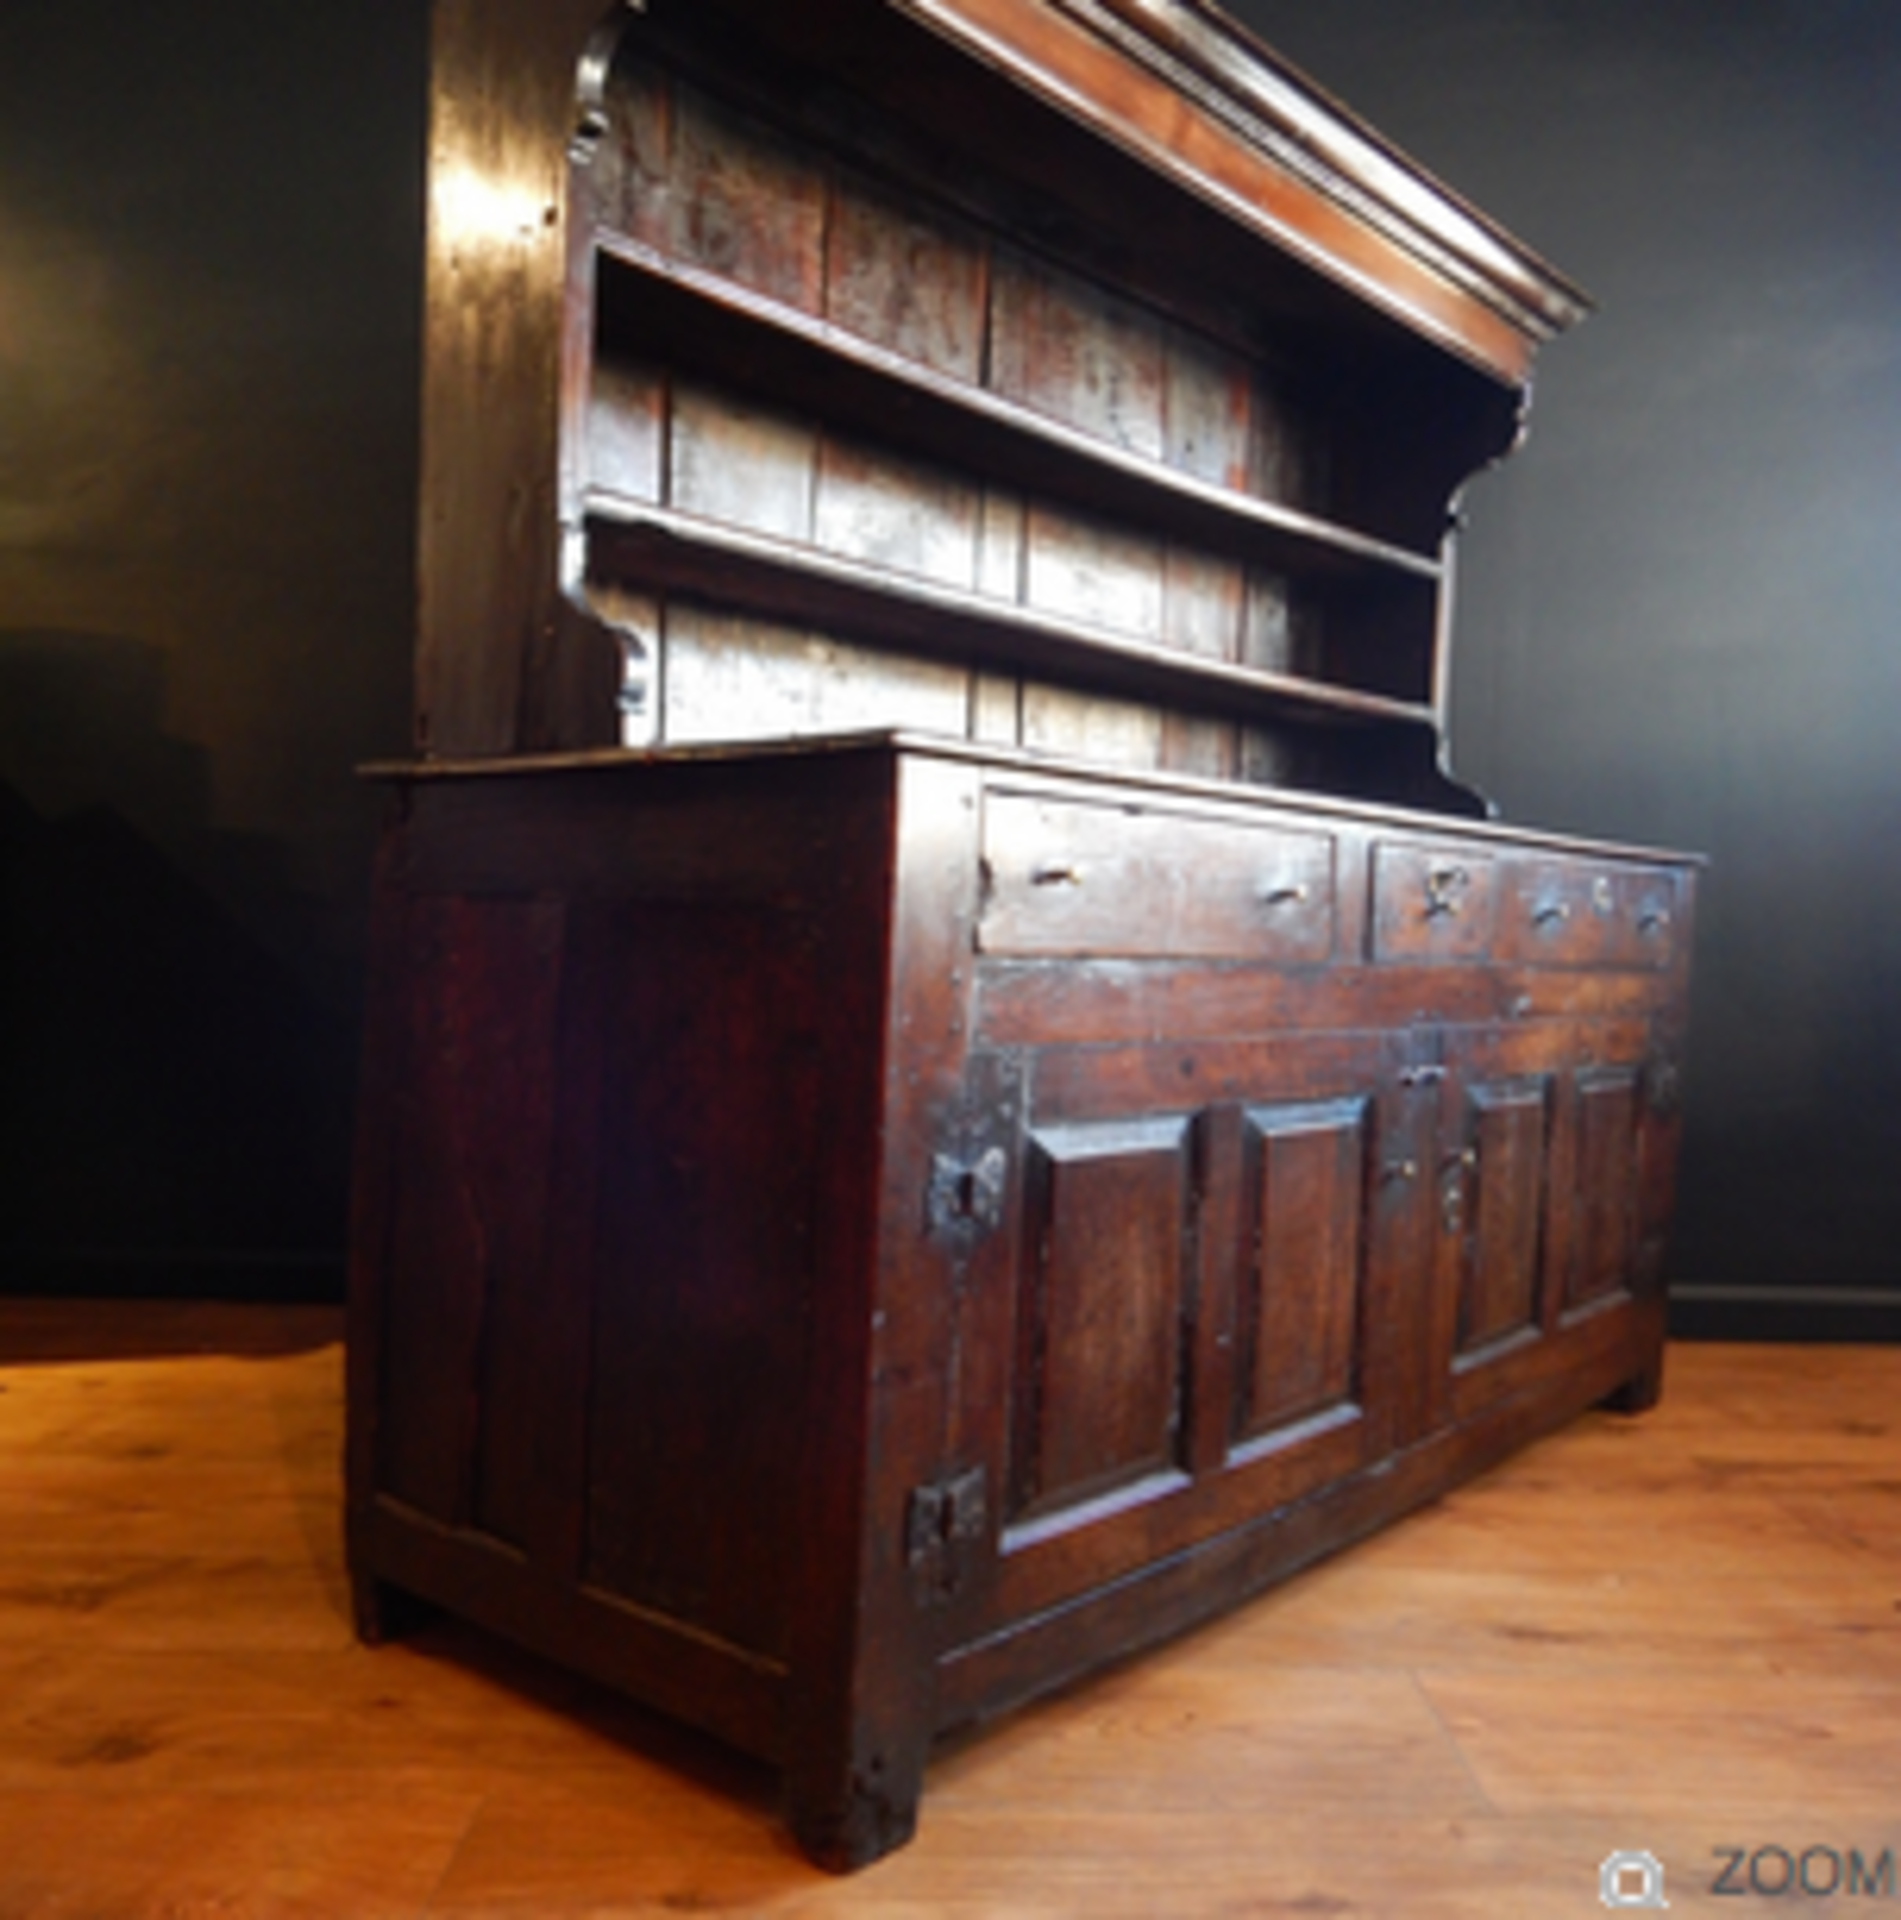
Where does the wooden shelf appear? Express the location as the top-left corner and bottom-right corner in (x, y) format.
(592, 236), (1445, 589)
(583, 494), (1437, 733)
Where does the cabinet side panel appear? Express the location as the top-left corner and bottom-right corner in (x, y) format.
(580, 903), (823, 1662)
(377, 895), (565, 1530)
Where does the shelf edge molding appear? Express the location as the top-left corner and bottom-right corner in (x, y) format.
(892, 0), (1590, 383)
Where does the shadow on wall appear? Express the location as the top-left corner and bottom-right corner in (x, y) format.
(2, 630), (354, 1301)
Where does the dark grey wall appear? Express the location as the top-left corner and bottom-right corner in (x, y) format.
(1233, 0), (1901, 1336)
(1, 1), (425, 1295)
(5, 0), (1897, 1330)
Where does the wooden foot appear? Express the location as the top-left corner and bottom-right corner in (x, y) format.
(785, 1745), (924, 1872)
(1600, 1349), (1665, 1415)
(351, 1572), (439, 1646)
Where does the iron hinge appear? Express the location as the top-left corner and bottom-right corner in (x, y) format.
(905, 1465), (987, 1608)
(1645, 1055), (1684, 1119)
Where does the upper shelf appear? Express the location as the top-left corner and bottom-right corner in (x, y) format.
(595, 239), (1443, 587)
(590, 236), (1445, 588)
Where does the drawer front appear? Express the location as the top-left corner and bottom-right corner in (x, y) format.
(1369, 841), (1498, 961)
(1602, 867), (1681, 967)
(978, 791), (1335, 961)
(1497, 858), (1681, 968)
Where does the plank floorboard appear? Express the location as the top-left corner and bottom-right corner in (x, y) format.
(2, 1303), (1898, 1916)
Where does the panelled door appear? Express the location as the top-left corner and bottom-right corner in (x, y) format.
(1425, 1019), (1660, 1431)
(952, 1029), (1415, 1633)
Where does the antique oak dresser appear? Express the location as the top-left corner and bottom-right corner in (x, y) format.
(347, 0), (1699, 1869)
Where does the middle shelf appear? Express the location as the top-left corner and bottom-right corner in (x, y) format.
(584, 493), (1438, 736)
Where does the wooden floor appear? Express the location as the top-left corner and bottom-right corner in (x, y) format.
(1, 1304), (1897, 1918)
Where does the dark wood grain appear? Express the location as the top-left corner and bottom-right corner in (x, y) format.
(349, 738), (1696, 1868)
(1453, 1077), (1549, 1356)
(1012, 1114), (1194, 1518)
(1239, 1096), (1369, 1435)
(978, 789), (1335, 962)
(562, 3), (1539, 771)
(1569, 1068), (1646, 1312)
(362, 0), (1695, 1874)
(580, 904), (822, 1660)
(376, 895), (563, 1531)
(416, 0), (610, 756)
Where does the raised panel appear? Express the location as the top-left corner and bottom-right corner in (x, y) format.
(1569, 1068), (1644, 1310)
(1454, 1077), (1551, 1357)
(1236, 1098), (1368, 1441)
(1010, 1114), (1195, 1521)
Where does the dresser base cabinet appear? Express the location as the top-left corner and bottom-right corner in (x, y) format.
(346, 735), (1694, 1869)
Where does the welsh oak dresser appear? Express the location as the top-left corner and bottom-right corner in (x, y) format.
(347, 0), (1699, 1870)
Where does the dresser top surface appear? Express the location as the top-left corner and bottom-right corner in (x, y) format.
(368, 731), (1702, 870)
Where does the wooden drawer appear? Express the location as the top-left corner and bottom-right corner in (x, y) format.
(1497, 858), (1681, 968)
(978, 790), (1335, 961)
(1369, 840), (1498, 961)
